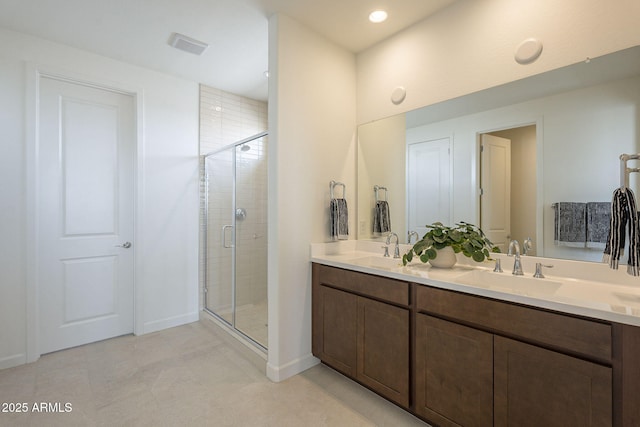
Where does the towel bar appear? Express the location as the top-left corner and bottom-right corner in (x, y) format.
(330, 180), (346, 200)
(374, 185), (388, 202)
(620, 153), (640, 188)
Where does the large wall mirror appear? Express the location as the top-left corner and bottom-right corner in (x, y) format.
(357, 46), (640, 263)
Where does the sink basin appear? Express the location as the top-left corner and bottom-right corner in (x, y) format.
(347, 256), (404, 270)
(454, 269), (563, 297)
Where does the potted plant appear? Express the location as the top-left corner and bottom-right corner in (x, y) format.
(402, 222), (500, 268)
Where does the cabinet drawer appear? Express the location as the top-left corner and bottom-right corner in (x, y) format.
(415, 285), (612, 363)
(313, 264), (409, 306)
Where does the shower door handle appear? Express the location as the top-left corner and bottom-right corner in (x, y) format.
(222, 225), (234, 248)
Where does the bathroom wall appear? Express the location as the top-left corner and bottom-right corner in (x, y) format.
(268, 13), (357, 381)
(357, 0), (640, 124)
(200, 86), (268, 151)
(0, 27), (199, 369)
(198, 85), (268, 314)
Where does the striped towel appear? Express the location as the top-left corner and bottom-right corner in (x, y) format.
(603, 188), (640, 276)
(373, 200), (391, 234)
(330, 198), (349, 240)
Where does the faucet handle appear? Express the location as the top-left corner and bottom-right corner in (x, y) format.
(533, 262), (553, 278)
(493, 258), (503, 273)
(382, 245), (390, 257)
(393, 245), (401, 259)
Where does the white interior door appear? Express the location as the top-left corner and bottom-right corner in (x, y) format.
(38, 76), (135, 354)
(480, 134), (511, 252)
(407, 138), (451, 237)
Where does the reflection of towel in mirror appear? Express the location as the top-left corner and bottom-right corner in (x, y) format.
(553, 202), (586, 247)
(586, 202), (611, 249)
(330, 198), (349, 240)
(603, 188), (640, 276)
(373, 200), (391, 233)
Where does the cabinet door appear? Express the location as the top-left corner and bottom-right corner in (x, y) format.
(415, 314), (493, 427)
(357, 297), (410, 408)
(494, 336), (612, 427)
(312, 284), (357, 377)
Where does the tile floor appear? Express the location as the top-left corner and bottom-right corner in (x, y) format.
(0, 317), (429, 426)
(212, 299), (268, 349)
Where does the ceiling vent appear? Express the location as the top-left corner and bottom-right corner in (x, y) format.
(168, 33), (209, 56)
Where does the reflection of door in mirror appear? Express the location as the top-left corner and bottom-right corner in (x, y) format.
(407, 138), (452, 238)
(480, 127), (537, 253)
(480, 134), (511, 252)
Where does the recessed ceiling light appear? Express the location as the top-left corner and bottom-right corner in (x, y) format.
(369, 10), (388, 23)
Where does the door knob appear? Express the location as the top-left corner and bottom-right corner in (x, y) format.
(115, 241), (132, 248)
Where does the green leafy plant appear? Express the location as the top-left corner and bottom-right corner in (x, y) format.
(402, 222), (500, 265)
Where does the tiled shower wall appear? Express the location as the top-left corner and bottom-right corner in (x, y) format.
(199, 85), (268, 314)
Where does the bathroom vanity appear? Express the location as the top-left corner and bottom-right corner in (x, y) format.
(311, 242), (640, 427)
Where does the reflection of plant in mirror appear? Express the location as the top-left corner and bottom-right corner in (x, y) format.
(402, 222), (500, 265)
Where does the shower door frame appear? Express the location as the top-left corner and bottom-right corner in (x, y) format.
(203, 131), (268, 351)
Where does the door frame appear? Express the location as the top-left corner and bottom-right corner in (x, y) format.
(475, 117), (544, 256)
(25, 63), (144, 363)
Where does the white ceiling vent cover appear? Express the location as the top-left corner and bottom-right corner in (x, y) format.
(168, 33), (209, 56)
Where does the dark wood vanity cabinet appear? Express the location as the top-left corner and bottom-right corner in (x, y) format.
(312, 263), (640, 426)
(415, 285), (613, 427)
(356, 296), (410, 406)
(414, 314), (493, 426)
(493, 336), (611, 427)
(312, 263), (410, 407)
(312, 284), (358, 377)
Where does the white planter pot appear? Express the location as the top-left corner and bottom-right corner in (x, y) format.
(428, 246), (457, 268)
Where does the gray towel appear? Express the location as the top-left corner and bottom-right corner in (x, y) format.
(373, 200), (391, 234)
(330, 198), (349, 240)
(586, 202), (611, 249)
(553, 202), (586, 247)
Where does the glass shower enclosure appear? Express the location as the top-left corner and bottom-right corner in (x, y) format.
(204, 132), (268, 349)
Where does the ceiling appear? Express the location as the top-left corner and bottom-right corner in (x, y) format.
(0, 0), (457, 101)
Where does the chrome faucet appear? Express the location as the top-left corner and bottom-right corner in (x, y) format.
(407, 231), (419, 244)
(533, 262), (554, 278)
(386, 232), (400, 258)
(507, 240), (524, 276)
(522, 237), (533, 256)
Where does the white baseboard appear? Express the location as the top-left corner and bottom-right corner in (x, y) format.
(0, 353), (27, 370)
(142, 311), (200, 335)
(267, 353), (320, 382)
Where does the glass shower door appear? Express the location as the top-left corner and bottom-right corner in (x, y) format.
(204, 132), (268, 350)
(204, 148), (234, 325)
(234, 136), (268, 348)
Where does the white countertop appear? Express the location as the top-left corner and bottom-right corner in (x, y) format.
(311, 240), (640, 327)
